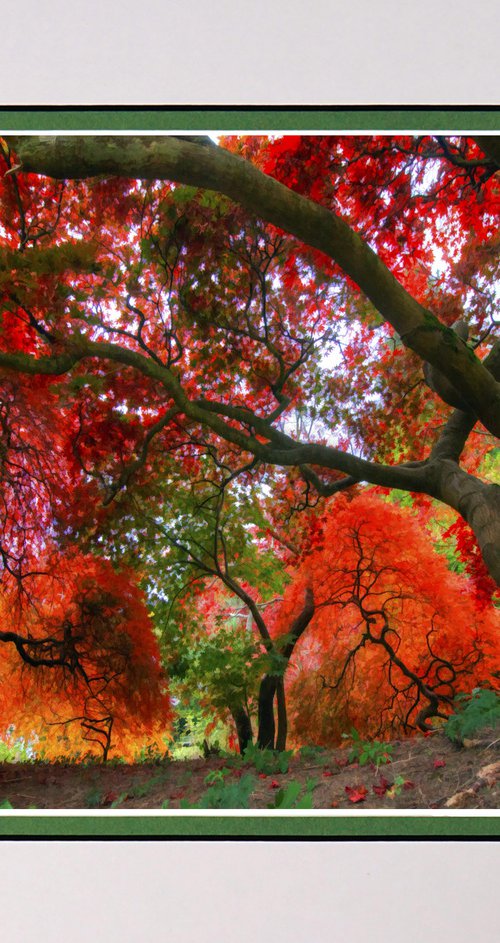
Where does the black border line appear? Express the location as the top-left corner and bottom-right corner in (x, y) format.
(1, 104), (499, 112)
(1, 835), (498, 843)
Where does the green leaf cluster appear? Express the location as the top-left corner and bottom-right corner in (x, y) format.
(443, 688), (500, 745)
(268, 777), (318, 809)
(228, 743), (294, 775)
(342, 728), (393, 767)
(180, 772), (257, 809)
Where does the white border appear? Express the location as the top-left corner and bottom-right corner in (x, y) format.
(2, 0), (500, 106)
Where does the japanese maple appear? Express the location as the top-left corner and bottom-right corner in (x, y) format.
(278, 493), (499, 747)
(0, 551), (171, 760)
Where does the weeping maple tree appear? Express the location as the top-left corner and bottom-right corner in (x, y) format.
(0, 355), (170, 758)
(277, 493), (499, 747)
(0, 551), (171, 760)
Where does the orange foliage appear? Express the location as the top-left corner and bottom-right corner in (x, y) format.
(272, 494), (499, 746)
(0, 553), (172, 760)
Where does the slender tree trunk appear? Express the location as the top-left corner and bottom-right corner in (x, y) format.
(231, 705), (253, 754)
(257, 587), (315, 750)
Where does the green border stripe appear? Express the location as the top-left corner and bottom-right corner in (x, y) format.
(0, 816), (498, 837)
(0, 109), (499, 132)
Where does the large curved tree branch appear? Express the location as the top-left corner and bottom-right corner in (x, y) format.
(6, 134), (500, 438)
(0, 338), (431, 494)
(3, 331), (500, 581)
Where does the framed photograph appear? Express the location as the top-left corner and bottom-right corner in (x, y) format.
(0, 107), (498, 843)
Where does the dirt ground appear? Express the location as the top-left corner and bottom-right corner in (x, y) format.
(0, 727), (498, 810)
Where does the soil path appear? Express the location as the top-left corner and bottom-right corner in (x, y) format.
(0, 729), (498, 810)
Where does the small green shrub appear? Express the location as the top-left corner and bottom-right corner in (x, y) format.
(297, 745), (329, 766)
(110, 792), (128, 808)
(268, 778), (318, 809)
(238, 743), (294, 775)
(444, 688), (500, 745)
(204, 768), (233, 786)
(134, 743), (170, 764)
(180, 772), (257, 809)
(342, 728), (393, 768)
(84, 787), (103, 808)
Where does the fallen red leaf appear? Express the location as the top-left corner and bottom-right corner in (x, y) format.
(270, 780), (280, 789)
(322, 770), (333, 778)
(372, 776), (391, 797)
(433, 759), (446, 769)
(103, 791), (118, 805)
(258, 773), (268, 779)
(345, 785), (368, 803)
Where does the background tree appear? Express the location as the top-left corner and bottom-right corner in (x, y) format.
(99, 476), (313, 751)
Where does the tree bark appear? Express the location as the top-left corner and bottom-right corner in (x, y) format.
(257, 674), (278, 750)
(231, 705), (253, 754)
(275, 678), (288, 752)
(257, 587), (315, 750)
(432, 461), (500, 585)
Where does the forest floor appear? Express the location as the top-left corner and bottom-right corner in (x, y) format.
(0, 727), (498, 810)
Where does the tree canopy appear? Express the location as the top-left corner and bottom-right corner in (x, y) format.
(0, 133), (498, 757)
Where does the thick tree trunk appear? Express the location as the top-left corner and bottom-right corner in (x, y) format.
(435, 461), (500, 586)
(231, 705), (253, 754)
(275, 679), (288, 752)
(257, 587), (315, 750)
(257, 675), (278, 750)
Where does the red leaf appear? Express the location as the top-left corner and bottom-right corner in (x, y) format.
(372, 776), (391, 797)
(270, 780), (280, 789)
(103, 791), (118, 805)
(433, 759), (446, 769)
(345, 785), (368, 803)
(322, 770), (333, 778)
